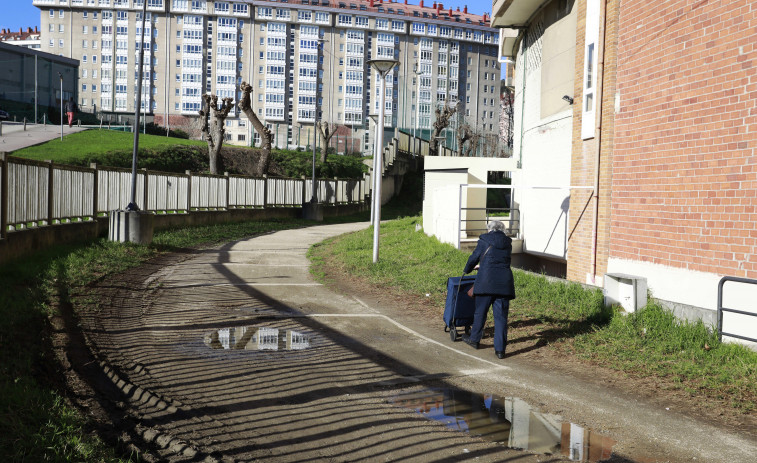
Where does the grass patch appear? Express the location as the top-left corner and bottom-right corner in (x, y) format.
(309, 215), (757, 414)
(12, 130), (206, 166)
(0, 217), (308, 460)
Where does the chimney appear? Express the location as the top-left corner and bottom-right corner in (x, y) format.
(35, 26), (38, 33)
(370, 0), (374, 6)
(405, 0), (408, 3)
(19, 27), (23, 33)
(449, 8), (452, 15)
(456, 6), (460, 11)
(432, 2), (436, 8)
(420, 0), (424, 7)
(464, 5), (468, 14)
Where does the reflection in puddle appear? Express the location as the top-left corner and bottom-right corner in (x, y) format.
(391, 389), (615, 462)
(204, 326), (310, 351)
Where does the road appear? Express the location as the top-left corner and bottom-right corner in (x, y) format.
(0, 121), (88, 152)
(80, 222), (757, 462)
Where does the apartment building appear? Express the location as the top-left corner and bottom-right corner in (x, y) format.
(35, 0), (502, 152)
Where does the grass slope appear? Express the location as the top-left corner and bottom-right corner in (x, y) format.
(12, 130), (206, 165)
(309, 215), (757, 414)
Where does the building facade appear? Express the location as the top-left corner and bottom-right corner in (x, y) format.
(0, 41), (78, 111)
(34, 0), (502, 152)
(494, 0), (757, 345)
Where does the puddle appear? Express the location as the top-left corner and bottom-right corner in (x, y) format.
(204, 326), (310, 351)
(390, 389), (616, 462)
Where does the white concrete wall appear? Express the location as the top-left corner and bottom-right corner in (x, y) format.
(511, 37), (574, 261)
(422, 157), (518, 246)
(607, 258), (757, 347)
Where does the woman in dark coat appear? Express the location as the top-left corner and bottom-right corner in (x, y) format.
(461, 220), (516, 359)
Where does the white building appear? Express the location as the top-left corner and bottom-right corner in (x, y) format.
(35, 0), (503, 152)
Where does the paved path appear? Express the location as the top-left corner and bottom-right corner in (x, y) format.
(0, 121), (88, 152)
(83, 223), (757, 462)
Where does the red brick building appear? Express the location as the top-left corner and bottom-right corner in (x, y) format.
(494, 0), (756, 340)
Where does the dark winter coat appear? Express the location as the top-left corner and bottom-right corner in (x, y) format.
(64, 100), (77, 113)
(463, 230), (516, 299)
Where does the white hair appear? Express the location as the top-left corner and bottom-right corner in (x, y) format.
(487, 220), (505, 232)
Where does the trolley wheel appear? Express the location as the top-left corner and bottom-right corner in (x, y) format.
(450, 327), (459, 342)
(465, 326), (471, 335)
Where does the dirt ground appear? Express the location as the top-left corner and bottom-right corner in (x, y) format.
(50, 226), (756, 462)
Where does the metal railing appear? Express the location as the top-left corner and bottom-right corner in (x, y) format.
(459, 207), (521, 240)
(717, 276), (757, 343)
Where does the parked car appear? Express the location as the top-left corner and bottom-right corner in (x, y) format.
(0, 109), (8, 120)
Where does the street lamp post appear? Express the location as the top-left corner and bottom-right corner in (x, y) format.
(127, 0), (148, 211)
(57, 72), (63, 141)
(305, 39), (327, 220)
(368, 58), (399, 264)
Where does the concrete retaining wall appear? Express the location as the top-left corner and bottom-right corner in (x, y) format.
(0, 203), (367, 265)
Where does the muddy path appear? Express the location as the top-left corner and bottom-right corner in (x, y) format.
(64, 223), (755, 462)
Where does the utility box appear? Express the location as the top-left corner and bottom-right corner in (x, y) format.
(604, 273), (647, 313)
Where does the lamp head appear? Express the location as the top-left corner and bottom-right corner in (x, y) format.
(368, 59), (399, 74)
(562, 95), (574, 105)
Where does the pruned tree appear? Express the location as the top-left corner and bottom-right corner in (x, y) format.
(429, 102), (459, 155)
(317, 121), (337, 162)
(237, 81), (273, 176)
(457, 123), (480, 157)
(199, 94), (234, 174)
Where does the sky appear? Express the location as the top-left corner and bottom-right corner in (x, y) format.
(1, 0), (494, 30)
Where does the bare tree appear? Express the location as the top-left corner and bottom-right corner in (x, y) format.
(317, 121), (337, 162)
(429, 103), (458, 155)
(237, 81), (273, 176)
(457, 123), (480, 157)
(199, 94), (234, 174)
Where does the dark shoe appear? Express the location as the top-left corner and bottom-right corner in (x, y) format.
(495, 351), (506, 359)
(461, 334), (479, 349)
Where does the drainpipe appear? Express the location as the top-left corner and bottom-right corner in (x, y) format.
(590, 0), (608, 284)
(517, 43), (526, 169)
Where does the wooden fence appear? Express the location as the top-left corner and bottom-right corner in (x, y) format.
(0, 154), (373, 238)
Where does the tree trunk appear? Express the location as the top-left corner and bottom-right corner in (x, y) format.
(317, 121), (336, 163)
(238, 81), (273, 176)
(429, 103), (458, 155)
(199, 94), (234, 174)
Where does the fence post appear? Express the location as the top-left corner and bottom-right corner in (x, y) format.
(23, 118), (27, 131)
(90, 163), (98, 220)
(0, 153), (7, 240)
(334, 177), (339, 206)
(142, 168), (148, 211)
(301, 175), (307, 206)
(47, 160), (54, 226)
(262, 174), (268, 208)
(224, 172), (230, 210)
(185, 170), (192, 212)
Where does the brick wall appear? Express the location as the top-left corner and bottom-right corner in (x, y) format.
(567, 0), (620, 283)
(612, 0), (757, 278)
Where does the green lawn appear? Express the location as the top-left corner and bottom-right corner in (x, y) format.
(308, 215), (757, 414)
(12, 130), (206, 164)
